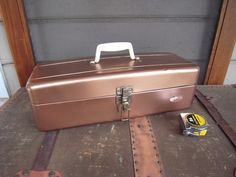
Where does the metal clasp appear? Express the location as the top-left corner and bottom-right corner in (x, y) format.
(116, 86), (133, 120)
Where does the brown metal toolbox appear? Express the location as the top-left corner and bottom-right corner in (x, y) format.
(26, 42), (199, 130)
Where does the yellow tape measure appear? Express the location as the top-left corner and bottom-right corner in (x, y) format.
(180, 113), (208, 136)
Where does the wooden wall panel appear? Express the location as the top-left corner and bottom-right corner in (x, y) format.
(0, 5), (2, 18)
(0, 0), (35, 86)
(204, 0), (236, 84)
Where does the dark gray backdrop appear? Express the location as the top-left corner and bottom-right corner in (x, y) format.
(24, 0), (222, 83)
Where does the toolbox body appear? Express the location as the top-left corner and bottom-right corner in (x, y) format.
(27, 52), (199, 130)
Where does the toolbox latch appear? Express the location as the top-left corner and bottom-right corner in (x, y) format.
(116, 86), (133, 120)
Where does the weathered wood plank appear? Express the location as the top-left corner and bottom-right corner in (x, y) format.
(0, 0), (35, 86)
(0, 5), (2, 19)
(0, 87), (236, 177)
(0, 89), (44, 177)
(48, 121), (134, 177)
(32, 131), (59, 171)
(195, 88), (236, 147)
(150, 98), (236, 177)
(198, 85), (236, 132)
(205, 0), (236, 84)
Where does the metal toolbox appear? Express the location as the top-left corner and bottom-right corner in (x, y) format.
(26, 42), (199, 130)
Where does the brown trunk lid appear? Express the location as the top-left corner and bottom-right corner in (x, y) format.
(27, 53), (199, 105)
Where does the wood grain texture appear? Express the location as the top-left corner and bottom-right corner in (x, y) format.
(0, 89), (44, 177)
(150, 97), (236, 177)
(129, 117), (164, 177)
(0, 0), (35, 86)
(204, 0), (236, 84)
(48, 121), (134, 177)
(195, 89), (236, 148)
(32, 131), (59, 171)
(0, 4), (2, 19)
(204, 0), (228, 84)
(0, 87), (235, 176)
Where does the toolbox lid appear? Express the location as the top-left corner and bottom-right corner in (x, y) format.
(27, 53), (199, 105)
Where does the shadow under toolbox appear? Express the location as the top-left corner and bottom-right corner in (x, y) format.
(26, 43), (199, 131)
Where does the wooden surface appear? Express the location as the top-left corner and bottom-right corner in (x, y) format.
(48, 121), (134, 177)
(195, 88), (236, 147)
(205, 0), (236, 84)
(0, 89), (44, 177)
(198, 85), (236, 131)
(204, 0), (228, 84)
(0, 86), (236, 177)
(151, 98), (235, 177)
(129, 117), (164, 177)
(0, 0), (35, 86)
(0, 4), (2, 19)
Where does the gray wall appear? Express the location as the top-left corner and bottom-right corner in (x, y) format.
(224, 43), (236, 84)
(0, 22), (20, 96)
(24, 0), (222, 83)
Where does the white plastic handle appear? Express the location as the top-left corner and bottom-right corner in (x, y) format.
(90, 42), (136, 64)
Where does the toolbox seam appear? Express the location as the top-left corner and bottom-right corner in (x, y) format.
(32, 85), (196, 106)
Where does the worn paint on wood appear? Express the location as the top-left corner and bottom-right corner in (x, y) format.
(0, 87), (236, 177)
(150, 98), (236, 177)
(198, 85), (236, 132)
(32, 131), (59, 171)
(0, 89), (44, 177)
(195, 88), (236, 148)
(48, 121), (134, 177)
(130, 117), (164, 177)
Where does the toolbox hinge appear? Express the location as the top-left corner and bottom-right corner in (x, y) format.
(116, 86), (133, 120)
